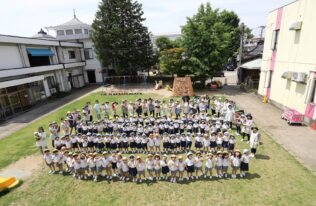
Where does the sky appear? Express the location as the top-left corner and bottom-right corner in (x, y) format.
(0, 0), (295, 37)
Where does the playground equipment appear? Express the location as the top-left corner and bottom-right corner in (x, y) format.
(0, 177), (19, 192)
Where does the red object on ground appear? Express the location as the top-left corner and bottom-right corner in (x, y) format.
(281, 108), (304, 125)
(312, 122), (316, 130)
(210, 84), (217, 91)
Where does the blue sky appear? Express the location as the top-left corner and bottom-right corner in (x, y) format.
(0, 0), (295, 37)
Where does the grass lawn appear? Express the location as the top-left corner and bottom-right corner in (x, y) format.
(1, 92), (316, 205)
(0, 93), (157, 169)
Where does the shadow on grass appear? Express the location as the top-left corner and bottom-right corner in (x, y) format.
(244, 173), (261, 180)
(255, 154), (270, 160)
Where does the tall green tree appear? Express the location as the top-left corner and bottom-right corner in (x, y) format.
(181, 3), (240, 77)
(159, 48), (191, 76)
(92, 0), (155, 75)
(156, 36), (181, 51)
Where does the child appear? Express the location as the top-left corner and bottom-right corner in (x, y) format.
(94, 153), (103, 181)
(146, 154), (154, 180)
(136, 156), (146, 183)
(148, 134), (155, 153)
(228, 135), (236, 153)
(111, 153), (118, 176)
(43, 149), (54, 174)
(215, 151), (223, 178)
(216, 133), (223, 151)
(168, 154), (178, 183)
(222, 151), (229, 178)
(102, 152), (112, 180)
(154, 134), (161, 153)
(240, 149), (252, 178)
(185, 152), (195, 180)
(230, 150), (241, 179)
(120, 157), (129, 181)
(161, 154), (169, 180)
(80, 153), (88, 179)
(52, 149), (63, 174)
(153, 154), (161, 180)
(204, 153), (213, 179)
(128, 155), (137, 182)
(177, 156), (185, 181)
(203, 134), (210, 154)
(72, 153), (81, 179)
(194, 151), (204, 178)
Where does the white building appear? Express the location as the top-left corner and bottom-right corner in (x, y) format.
(258, 0), (316, 126)
(46, 14), (104, 83)
(0, 29), (86, 121)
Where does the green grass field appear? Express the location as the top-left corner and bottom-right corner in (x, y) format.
(0, 93), (156, 169)
(1, 93), (316, 206)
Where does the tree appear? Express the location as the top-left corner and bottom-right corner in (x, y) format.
(159, 48), (191, 76)
(156, 36), (181, 51)
(181, 3), (241, 77)
(92, 0), (156, 75)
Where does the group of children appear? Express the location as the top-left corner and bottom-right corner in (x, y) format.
(36, 95), (261, 183)
(43, 147), (253, 183)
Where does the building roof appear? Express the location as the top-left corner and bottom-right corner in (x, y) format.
(30, 28), (56, 40)
(46, 14), (91, 30)
(240, 58), (262, 70)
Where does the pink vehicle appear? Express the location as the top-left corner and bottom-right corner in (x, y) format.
(281, 108), (304, 125)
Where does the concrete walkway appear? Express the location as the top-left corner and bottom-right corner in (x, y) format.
(0, 85), (98, 140)
(208, 86), (316, 173)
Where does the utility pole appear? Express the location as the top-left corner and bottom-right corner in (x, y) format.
(259, 25), (266, 39)
(238, 23), (245, 67)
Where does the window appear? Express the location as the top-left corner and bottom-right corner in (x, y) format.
(84, 29), (89, 34)
(68, 51), (76, 59)
(65, 29), (74, 35)
(271, 30), (280, 50)
(75, 29), (82, 34)
(84, 48), (93, 59)
(57, 30), (65, 36)
(310, 79), (316, 104)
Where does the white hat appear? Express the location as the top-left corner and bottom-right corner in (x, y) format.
(243, 149), (249, 154)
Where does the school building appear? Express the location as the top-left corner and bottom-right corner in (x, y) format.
(0, 13), (107, 121)
(258, 0), (316, 126)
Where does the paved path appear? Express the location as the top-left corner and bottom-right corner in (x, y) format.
(0, 85), (98, 140)
(208, 86), (316, 173)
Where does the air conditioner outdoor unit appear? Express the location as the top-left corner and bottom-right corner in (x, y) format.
(289, 21), (302, 31)
(292, 72), (306, 83)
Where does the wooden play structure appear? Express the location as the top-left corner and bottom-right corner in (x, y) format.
(172, 77), (194, 96)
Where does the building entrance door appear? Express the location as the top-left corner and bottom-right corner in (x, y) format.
(87, 70), (96, 83)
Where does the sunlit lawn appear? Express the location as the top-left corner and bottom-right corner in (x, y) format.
(0, 93), (316, 205)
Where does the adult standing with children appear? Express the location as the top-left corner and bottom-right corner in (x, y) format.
(249, 127), (261, 157)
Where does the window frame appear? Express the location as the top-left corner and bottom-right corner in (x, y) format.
(68, 50), (76, 59)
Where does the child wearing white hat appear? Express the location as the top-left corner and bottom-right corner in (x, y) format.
(240, 149), (253, 177)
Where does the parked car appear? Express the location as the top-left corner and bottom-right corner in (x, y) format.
(213, 70), (225, 77)
(225, 64), (235, 71)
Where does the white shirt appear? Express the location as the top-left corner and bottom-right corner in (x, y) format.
(168, 160), (178, 171)
(136, 162), (145, 171)
(43, 153), (53, 164)
(146, 159), (154, 169)
(154, 159), (161, 170)
(241, 154), (252, 163)
(230, 156), (241, 167)
(194, 157), (203, 167)
(185, 158), (194, 166)
(215, 157), (223, 166)
(205, 158), (213, 168)
(121, 162), (129, 172)
(178, 161), (185, 171)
